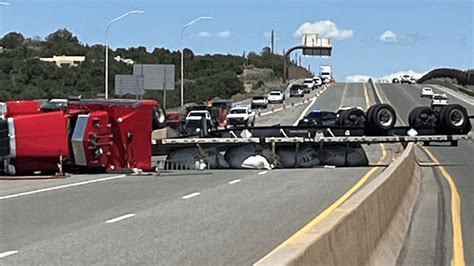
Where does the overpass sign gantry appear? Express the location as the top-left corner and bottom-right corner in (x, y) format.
(283, 34), (332, 82)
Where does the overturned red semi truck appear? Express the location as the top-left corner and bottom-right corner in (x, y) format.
(0, 99), (166, 175)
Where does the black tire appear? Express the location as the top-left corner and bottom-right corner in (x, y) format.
(152, 106), (166, 130)
(367, 104), (396, 134)
(408, 107), (437, 129)
(339, 108), (366, 128)
(438, 104), (471, 133)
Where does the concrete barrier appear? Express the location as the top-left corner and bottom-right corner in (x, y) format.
(256, 143), (420, 266)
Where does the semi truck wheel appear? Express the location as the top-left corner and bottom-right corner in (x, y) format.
(339, 108), (366, 128)
(366, 104), (397, 134)
(439, 104), (471, 133)
(152, 106), (167, 130)
(408, 107), (437, 129)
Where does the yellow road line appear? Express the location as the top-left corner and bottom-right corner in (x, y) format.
(256, 83), (387, 264)
(255, 145), (387, 264)
(421, 147), (465, 266)
(375, 82), (465, 265)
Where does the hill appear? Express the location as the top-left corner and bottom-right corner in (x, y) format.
(0, 29), (288, 107)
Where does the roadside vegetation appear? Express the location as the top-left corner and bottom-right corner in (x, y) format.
(0, 29), (287, 107)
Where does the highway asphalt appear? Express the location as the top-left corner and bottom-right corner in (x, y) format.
(0, 82), (385, 264)
(378, 83), (474, 264)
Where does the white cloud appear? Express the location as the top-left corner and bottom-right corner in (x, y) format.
(217, 31), (231, 38)
(346, 70), (427, 82)
(197, 31), (211, 37)
(379, 30), (417, 45)
(294, 20), (353, 40)
(379, 30), (398, 43)
(379, 70), (427, 81)
(345, 75), (374, 82)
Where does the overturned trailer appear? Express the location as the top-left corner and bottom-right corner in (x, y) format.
(0, 99), (472, 174)
(153, 103), (473, 169)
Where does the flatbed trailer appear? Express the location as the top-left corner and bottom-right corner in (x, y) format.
(152, 124), (472, 155)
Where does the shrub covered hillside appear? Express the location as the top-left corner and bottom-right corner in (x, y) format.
(0, 29), (286, 107)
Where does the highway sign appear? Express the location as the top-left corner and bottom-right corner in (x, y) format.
(301, 34), (332, 56)
(114, 75), (145, 96)
(133, 64), (175, 91)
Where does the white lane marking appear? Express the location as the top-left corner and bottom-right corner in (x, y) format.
(0, 175), (126, 200)
(181, 192), (200, 199)
(228, 179), (241, 184)
(338, 83), (349, 109)
(258, 170), (268, 175)
(0, 250), (18, 258)
(293, 96), (318, 126)
(105, 213), (135, 224)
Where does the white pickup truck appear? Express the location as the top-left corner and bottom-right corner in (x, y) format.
(226, 106), (256, 127)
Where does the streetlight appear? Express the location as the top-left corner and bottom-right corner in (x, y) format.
(180, 16), (213, 106)
(0, 2), (10, 6)
(104, 10), (144, 99)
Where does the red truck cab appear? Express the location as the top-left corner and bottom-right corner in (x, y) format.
(1, 98), (162, 175)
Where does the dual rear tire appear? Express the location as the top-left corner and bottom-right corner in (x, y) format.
(408, 104), (471, 134)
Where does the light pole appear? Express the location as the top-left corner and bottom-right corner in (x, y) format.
(105, 10), (144, 99)
(180, 16), (212, 106)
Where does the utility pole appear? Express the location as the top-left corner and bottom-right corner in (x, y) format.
(271, 30), (274, 54)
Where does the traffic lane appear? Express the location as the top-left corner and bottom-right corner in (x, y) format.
(0, 171), (247, 251)
(0, 173), (125, 197)
(309, 82), (346, 111)
(255, 87), (325, 126)
(2, 167), (374, 265)
(380, 83), (474, 263)
(378, 83), (429, 125)
(408, 84), (474, 262)
(0, 81), (382, 262)
(428, 142), (474, 262)
(253, 86), (320, 113)
(339, 83), (369, 109)
(0, 83), (322, 250)
(417, 84), (474, 114)
(419, 83), (474, 106)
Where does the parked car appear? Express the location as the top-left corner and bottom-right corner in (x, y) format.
(401, 75), (415, 84)
(312, 76), (322, 87)
(420, 87), (434, 97)
(303, 78), (315, 90)
(268, 90), (285, 104)
(431, 93), (449, 106)
(251, 96), (268, 109)
(289, 84), (305, 97)
(392, 78), (400, 83)
(226, 105), (255, 127)
(183, 110), (216, 135)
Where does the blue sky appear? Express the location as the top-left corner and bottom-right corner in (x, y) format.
(0, 0), (472, 80)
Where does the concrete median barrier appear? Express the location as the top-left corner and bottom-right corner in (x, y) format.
(256, 143), (420, 266)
